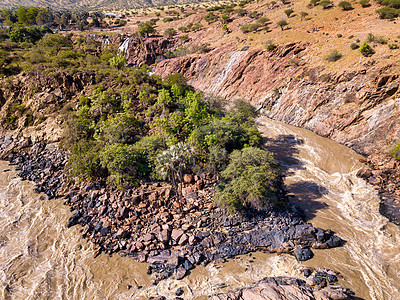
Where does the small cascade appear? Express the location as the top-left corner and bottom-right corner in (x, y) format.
(211, 51), (245, 94)
(118, 38), (130, 53)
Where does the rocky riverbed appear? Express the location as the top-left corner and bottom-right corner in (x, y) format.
(4, 142), (346, 286)
(357, 151), (400, 225)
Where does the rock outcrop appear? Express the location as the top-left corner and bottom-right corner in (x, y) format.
(210, 276), (354, 300)
(6, 143), (344, 283)
(154, 42), (400, 157)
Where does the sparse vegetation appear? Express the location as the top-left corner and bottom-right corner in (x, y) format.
(359, 0), (371, 7)
(284, 9), (294, 17)
(350, 43), (360, 49)
(277, 19), (288, 31)
(338, 1), (353, 10)
(359, 42), (375, 56)
(376, 6), (399, 19)
(327, 50), (342, 61)
(300, 11), (309, 20)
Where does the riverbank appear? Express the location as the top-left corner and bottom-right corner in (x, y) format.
(4, 141), (346, 286)
(357, 151), (400, 225)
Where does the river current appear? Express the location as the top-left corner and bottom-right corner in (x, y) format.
(0, 117), (399, 299)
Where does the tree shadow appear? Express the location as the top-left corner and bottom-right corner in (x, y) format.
(263, 134), (305, 175)
(286, 181), (330, 221)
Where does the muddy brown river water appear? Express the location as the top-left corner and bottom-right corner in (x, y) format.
(0, 117), (399, 299)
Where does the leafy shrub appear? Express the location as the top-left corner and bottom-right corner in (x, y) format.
(284, 9), (294, 17)
(300, 11), (309, 20)
(350, 42), (360, 49)
(277, 20), (288, 30)
(256, 17), (270, 25)
(388, 43), (399, 49)
(376, 6), (399, 19)
(338, 1), (353, 10)
(319, 0), (334, 9)
(215, 147), (279, 213)
(240, 23), (261, 33)
(235, 8), (247, 16)
(164, 27), (177, 37)
(204, 12), (219, 23)
(265, 40), (276, 50)
(326, 49), (342, 61)
(359, 42), (374, 56)
(359, 0), (371, 7)
(109, 54), (127, 69)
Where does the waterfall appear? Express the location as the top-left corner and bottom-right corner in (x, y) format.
(211, 51), (245, 94)
(118, 38), (130, 53)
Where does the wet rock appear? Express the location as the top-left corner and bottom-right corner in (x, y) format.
(210, 276), (354, 299)
(67, 211), (82, 228)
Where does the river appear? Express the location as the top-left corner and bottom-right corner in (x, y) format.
(0, 117), (399, 299)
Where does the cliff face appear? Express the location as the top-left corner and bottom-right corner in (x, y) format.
(153, 43), (400, 156)
(0, 71), (95, 159)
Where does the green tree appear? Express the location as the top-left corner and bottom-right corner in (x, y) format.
(215, 147), (280, 213)
(277, 19), (288, 30)
(300, 11), (309, 21)
(109, 54), (127, 69)
(26, 7), (39, 25)
(138, 22), (156, 38)
(17, 6), (29, 25)
(156, 142), (195, 210)
(164, 27), (177, 37)
(2, 9), (16, 26)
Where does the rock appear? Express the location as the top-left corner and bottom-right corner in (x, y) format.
(183, 174), (193, 183)
(171, 229), (184, 241)
(210, 277), (354, 299)
(304, 268), (312, 277)
(294, 248), (313, 261)
(67, 211), (82, 228)
(178, 234), (188, 245)
(143, 233), (155, 242)
(327, 274), (338, 284)
(176, 287), (184, 296)
(174, 267), (187, 280)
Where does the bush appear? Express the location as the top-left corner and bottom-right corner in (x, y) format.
(359, 0), (371, 7)
(388, 43), (399, 49)
(350, 42), (360, 49)
(300, 11), (309, 20)
(326, 49), (342, 61)
(319, 0), (334, 8)
(265, 40), (276, 50)
(204, 12), (219, 23)
(215, 147), (280, 213)
(284, 9), (294, 17)
(376, 6), (399, 19)
(359, 42), (374, 56)
(164, 27), (177, 37)
(277, 20), (288, 30)
(338, 1), (353, 10)
(240, 23), (261, 33)
(256, 17), (270, 25)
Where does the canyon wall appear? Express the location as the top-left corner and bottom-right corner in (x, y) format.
(153, 43), (400, 156)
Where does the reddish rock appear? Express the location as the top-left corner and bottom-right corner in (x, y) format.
(171, 229), (184, 242)
(183, 174), (193, 183)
